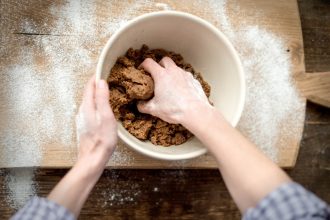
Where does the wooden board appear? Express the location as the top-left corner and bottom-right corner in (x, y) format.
(0, 0), (306, 168)
(2, 1), (330, 219)
(297, 72), (330, 108)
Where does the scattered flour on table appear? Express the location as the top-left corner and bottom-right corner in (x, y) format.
(98, 170), (141, 208)
(1, 0), (304, 208)
(1, 0), (154, 207)
(155, 3), (172, 10)
(206, 0), (305, 161)
(5, 168), (37, 209)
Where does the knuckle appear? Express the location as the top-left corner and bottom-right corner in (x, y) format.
(158, 69), (165, 75)
(146, 57), (154, 62)
(148, 101), (154, 110)
(163, 56), (171, 62)
(144, 58), (153, 65)
(146, 102), (155, 113)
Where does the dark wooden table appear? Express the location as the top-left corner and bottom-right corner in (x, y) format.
(1, 1), (330, 219)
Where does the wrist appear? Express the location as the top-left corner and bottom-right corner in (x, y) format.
(181, 103), (235, 160)
(47, 158), (102, 217)
(74, 156), (105, 182)
(181, 102), (214, 129)
(76, 138), (113, 179)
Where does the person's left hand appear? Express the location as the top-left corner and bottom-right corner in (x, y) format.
(75, 75), (117, 175)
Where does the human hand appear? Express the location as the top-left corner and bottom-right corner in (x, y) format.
(75, 75), (117, 175)
(137, 57), (212, 124)
(47, 76), (117, 216)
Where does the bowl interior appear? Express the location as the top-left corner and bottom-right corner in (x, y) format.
(97, 12), (244, 160)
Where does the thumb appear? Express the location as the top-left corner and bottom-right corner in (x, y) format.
(137, 99), (155, 114)
(95, 80), (113, 120)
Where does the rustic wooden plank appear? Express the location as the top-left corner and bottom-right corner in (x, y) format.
(1, 0), (329, 219)
(297, 0), (330, 73)
(0, 102), (329, 219)
(297, 71), (330, 108)
(201, 0), (307, 168)
(0, 0), (305, 169)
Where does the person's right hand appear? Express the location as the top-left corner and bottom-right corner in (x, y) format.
(138, 57), (212, 124)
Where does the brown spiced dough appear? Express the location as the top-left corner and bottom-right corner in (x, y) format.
(108, 45), (211, 146)
(109, 57), (154, 100)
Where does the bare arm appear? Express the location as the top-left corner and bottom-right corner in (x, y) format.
(138, 57), (291, 213)
(48, 76), (117, 217)
(182, 103), (291, 212)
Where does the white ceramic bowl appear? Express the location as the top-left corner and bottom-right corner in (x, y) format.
(96, 11), (245, 161)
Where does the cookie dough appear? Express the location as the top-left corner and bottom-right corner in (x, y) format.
(108, 45), (211, 146)
(109, 57), (154, 100)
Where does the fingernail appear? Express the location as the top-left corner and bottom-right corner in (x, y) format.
(98, 80), (106, 89)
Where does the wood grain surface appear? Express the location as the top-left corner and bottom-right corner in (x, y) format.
(0, 0), (306, 168)
(297, 71), (330, 108)
(0, 1), (329, 219)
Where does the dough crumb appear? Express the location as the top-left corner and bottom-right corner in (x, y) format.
(108, 45), (211, 146)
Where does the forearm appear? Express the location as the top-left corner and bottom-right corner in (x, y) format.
(43, 76), (115, 218)
(182, 104), (291, 212)
(47, 159), (103, 217)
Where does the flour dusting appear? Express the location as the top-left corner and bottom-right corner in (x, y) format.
(99, 170), (141, 208)
(206, 0), (305, 161)
(75, 109), (88, 144)
(1, 0), (304, 208)
(155, 3), (172, 10)
(5, 168), (37, 209)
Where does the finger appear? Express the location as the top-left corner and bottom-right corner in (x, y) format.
(139, 58), (164, 81)
(82, 75), (96, 114)
(95, 80), (114, 121)
(159, 56), (177, 69)
(186, 70), (194, 77)
(137, 100), (156, 114)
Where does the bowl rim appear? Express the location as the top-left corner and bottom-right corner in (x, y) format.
(96, 11), (245, 161)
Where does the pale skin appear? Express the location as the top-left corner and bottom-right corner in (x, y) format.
(47, 57), (291, 217)
(48, 77), (117, 216)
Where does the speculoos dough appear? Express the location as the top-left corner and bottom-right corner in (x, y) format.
(108, 45), (211, 146)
